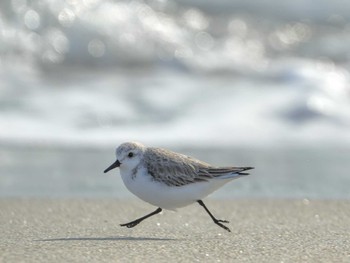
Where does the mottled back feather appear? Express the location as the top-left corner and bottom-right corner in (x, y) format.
(144, 147), (253, 187)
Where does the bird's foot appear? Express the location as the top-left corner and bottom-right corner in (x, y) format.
(216, 219), (229, 223)
(120, 220), (141, 228)
(214, 219), (231, 232)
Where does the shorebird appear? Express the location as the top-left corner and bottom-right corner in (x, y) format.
(104, 142), (253, 232)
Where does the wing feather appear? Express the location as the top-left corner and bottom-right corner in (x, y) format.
(144, 147), (253, 187)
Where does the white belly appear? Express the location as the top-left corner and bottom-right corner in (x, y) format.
(120, 167), (231, 210)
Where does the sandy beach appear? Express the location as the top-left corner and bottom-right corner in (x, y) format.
(0, 199), (349, 262)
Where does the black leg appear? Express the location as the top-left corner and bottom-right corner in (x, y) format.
(197, 200), (231, 232)
(120, 207), (162, 228)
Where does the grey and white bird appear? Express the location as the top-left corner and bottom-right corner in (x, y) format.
(104, 142), (253, 232)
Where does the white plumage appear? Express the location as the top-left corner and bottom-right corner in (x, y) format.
(104, 141), (253, 232)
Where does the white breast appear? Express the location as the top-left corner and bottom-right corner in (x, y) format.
(120, 166), (231, 210)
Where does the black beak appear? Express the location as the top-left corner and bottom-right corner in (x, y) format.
(104, 159), (121, 173)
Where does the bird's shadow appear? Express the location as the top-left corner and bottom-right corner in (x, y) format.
(36, 236), (177, 242)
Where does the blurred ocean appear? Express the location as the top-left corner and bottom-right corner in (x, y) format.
(1, 0), (350, 198)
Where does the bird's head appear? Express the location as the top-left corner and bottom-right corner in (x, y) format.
(104, 142), (145, 173)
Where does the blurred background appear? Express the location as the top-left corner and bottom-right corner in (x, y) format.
(1, 0), (350, 199)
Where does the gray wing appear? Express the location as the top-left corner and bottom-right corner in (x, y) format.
(144, 147), (253, 187)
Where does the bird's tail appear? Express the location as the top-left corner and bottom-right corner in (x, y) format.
(209, 166), (254, 179)
(236, 167), (254, 176)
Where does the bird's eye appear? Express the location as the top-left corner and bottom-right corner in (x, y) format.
(128, 152), (134, 158)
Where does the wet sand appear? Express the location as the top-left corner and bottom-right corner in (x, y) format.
(1, 199), (349, 262)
